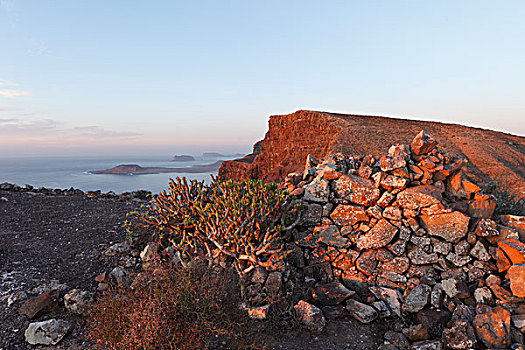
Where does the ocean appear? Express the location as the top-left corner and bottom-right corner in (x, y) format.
(0, 155), (231, 194)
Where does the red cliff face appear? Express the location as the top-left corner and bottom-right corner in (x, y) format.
(219, 110), (525, 196)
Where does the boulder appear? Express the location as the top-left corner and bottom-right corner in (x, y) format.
(397, 185), (443, 210)
(332, 174), (380, 206)
(420, 211), (469, 242)
(25, 319), (71, 345)
(357, 219), (398, 250)
(369, 286), (403, 317)
(507, 264), (525, 297)
(411, 131), (438, 155)
(304, 178), (330, 203)
(330, 204), (368, 225)
(64, 289), (92, 316)
(473, 306), (511, 349)
(293, 300), (326, 333)
(500, 215), (525, 241)
(442, 319), (477, 349)
(311, 282), (355, 306)
(380, 155), (406, 172)
(403, 284), (431, 313)
(498, 238), (525, 264)
(467, 196), (496, 218)
(18, 291), (58, 319)
(345, 299), (378, 324)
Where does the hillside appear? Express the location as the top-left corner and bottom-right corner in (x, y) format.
(219, 110), (525, 196)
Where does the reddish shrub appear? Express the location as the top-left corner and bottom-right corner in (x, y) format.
(86, 264), (263, 349)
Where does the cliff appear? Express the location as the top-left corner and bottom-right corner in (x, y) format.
(219, 110), (525, 196)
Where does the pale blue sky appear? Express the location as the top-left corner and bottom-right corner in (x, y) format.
(1, 0), (524, 156)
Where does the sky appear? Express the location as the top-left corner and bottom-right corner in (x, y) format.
(1, 0), (524, 157)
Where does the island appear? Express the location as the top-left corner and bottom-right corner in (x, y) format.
(89, 161), (223, 175)
(172, 155), (195, 161)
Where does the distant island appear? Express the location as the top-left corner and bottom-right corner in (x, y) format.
(89, 161), (223, 175)
(172, 155), (195, 161)
(202, 152), (244, 158)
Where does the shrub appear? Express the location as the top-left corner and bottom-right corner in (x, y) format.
(127, 176), (301, 275)
(86, 264), (264, 349)
(482, 176), (525, 216)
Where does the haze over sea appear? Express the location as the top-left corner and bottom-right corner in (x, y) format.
(0, 155), (232, 194)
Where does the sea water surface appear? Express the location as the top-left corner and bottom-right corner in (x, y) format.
(0, 155), (232, 194)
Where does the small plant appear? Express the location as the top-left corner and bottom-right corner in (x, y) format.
(128, 176), (301, 275)
(86, 264), (264, 349)
(482, 175), (525, 216)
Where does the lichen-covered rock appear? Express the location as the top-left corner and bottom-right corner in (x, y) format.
(64, 289), (92, 316)
(304, 178), (330, 203)
(442, 319), (477, 349)
(397, 185), (443, 210)
(25, 319), (71, 345)
(330, 204), (368, 225)
(403, 284), (431, 313)
(332, 174), (380, 206)
(473, 306), (511, 349)
(420, 211), (469, 242)
(357, 219), (398, 250)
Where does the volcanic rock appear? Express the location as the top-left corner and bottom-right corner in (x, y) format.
(25, 319), (71, 345)
(357, 219), (398, 250)
(18, 291), (58, 319)
(411, 131), (438, 156)
(420, 211), (469, 242)
(293, 300), (326, 333)
(311, 282), (355, 306)
(397, 185), (443, 210)
(403, 284), (431, 313)
(473, 306), (511, 349)
(345, 299), (378, 324)
(330, 204), (368, 225)
(507, 264), (525, 297)
(332, 174), (380, 206)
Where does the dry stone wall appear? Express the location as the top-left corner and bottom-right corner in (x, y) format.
(241, 131), (525, 349)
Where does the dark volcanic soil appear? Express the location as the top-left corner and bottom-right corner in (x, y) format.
(0, 190), (138, 350)
(0, 190), (388, 350)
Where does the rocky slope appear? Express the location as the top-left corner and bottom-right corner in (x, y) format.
(219, 110), (525, 196)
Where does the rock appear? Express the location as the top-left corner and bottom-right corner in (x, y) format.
(345, 299), (378, 324)
(321, 305), (347, 319)
(383, 206), (403, 221)
(381, 257), (410, 274)
(25, 319), (71, 345)
(332, 174), (380, 206)
(369, 286), (403, 317)
(468, 196), (496, 218)
(109, 266), (128, 286)
(304, 178), (330, 203)
(470, 241), (490, 261)
(420, 211), (470, 242)
(311, 282), (355, 306)
(496, 248), (512, 272)
(441, 279), (469, 299)
(357, 219), (398, 249)
(243, 304), (275, 320)
(380, 155), (406, 172)
(474, 287), (493, 305)
(64, 289), (92, 315)
(512, 314), (525, 332)
(411, 131), (438, 155)
(403, 284), (431, 313)
(475, 218), (499, 237)
(264, 271), (282, 300)
(330, 204), (368, 225)
(19, 291), (58, 319)
(104, 240), (131, 256)
(397, 185), (443, 210)
(500, 215), (525, 241)
(473, 306), (511, 349)
(372, 300), (391, 318)
(309, 225), (349, 248)
(356, 249), (378, 276)
(442, 319), (477, 349)
(293, 300), (326, 333)
(507, 264), (525, 297)
(140, 243), (158, 262)
(410, 340), (443, 350)
(498, 238), (525, 264)
(300, 203), (323, 225)
(403, 324), (429, 342)
(384, 331), (410, 350)
(446, 252), (471, 267)
(408, 248), (439, 265)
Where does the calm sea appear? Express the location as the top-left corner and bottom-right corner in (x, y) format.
(0, 155), (231, 194)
